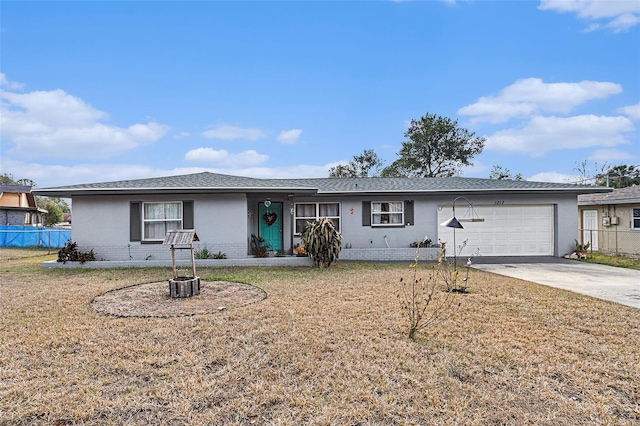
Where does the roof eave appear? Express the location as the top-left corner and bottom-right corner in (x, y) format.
(34, 185), (612, 198)
(33, 186), (320, 197)
(579, 198), (640, 206)
(315, 187), (612, 196)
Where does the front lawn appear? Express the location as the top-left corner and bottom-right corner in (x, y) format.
(583, 252), (640, 270)
(0, 250), (638, 425)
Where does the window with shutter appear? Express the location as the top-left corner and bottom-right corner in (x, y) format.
(362, 200), (414, 227)
(142, 201), (184, 241)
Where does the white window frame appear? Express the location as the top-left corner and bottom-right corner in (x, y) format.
(294, 202), (341, 235)
(371, 201), (404, 227)
(142, 201), (183, 241)
(633, 208), (640, 230)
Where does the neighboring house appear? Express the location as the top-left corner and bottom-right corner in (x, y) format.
(578, 185), (640, 257)
(0, 185), (46, 226)
(33, 172), (611, 262)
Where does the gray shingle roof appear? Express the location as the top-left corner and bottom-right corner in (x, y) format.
(1, 185), (33, 193)
(34, 171), (611, 197)
(578, 185), (640, 205)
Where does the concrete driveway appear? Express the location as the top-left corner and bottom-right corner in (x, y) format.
(471, 258), (640, 309)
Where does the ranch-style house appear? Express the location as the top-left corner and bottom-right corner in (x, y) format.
(34, 172), (612, 262)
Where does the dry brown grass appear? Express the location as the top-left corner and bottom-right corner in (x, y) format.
(1, 249), (639, 425)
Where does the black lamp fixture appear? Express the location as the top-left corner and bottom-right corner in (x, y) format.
(439, 196), (483, 270)
(440, 216), (464, 229)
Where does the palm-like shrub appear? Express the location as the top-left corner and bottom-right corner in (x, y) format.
(300, 218), (343, 268)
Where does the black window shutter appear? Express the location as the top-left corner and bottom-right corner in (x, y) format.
(183, 200), (194, 229)
(362, 201), (371, 226)
(130, 202), (141, 241)
(404, 200), (414, 226)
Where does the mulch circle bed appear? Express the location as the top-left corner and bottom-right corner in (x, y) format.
(91, 280), (266, 318)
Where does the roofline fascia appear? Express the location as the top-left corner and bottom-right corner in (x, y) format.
(315, 188), (613, 196)
(33, 187), (320, 197)
(34, 186), (612, 198)
(0, 206), (43, 212)
(578, 199), (640, 206)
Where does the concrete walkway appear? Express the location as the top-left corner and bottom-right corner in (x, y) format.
(472, 259), (640, 309)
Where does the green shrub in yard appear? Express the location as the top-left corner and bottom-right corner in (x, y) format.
(212, 251), (227, 259)
(194, 245), (212, 259)
(57, 240), (96, 264)
(195, 246), (227, 259)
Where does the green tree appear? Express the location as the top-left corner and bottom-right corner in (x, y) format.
(596, 164), (640, 188)
(43, 196), (71, 213)
(329, 149), (384, 177)
(381, 113), (485, 177)
(42, 200), (63, 226)
(1, 173), (17, 185)
(0, 173), (37, 187)
(0, 174), (71, 215)
(489, 165), (523, 181)
(16, 178), (37, 187)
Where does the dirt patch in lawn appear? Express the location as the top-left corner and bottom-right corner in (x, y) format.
(92, 280), (266, 317)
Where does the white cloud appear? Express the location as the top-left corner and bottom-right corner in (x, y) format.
(0, 73), (25, 90)
(2, 89), (107, 126)
(588, 148), (636, 163)
(458, 78), (622, 123)
(3, 158), (337, 188)
(617, 102), (640, 121)
(174, 131), (190, 139)
(184, 147), (269, 167)
(277, 129), (302, 144)
(528, 171), (579, 183)
(460, 159), (491, 177)
(202, 124), (266, 140)
(485, 114), (635, 156)
(184, 147), (230, 163)
(539, 0), (640, 32)
(224, 150), (270, 167)
(0, 86), (169, 159)
(0, 159), (200, 187)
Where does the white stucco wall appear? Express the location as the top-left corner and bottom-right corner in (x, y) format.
(71, 194), (248, 261)
(293, 192), (579, 257)
(70, 191), (580, 262)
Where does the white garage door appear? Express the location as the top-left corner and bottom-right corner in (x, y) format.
(437, 205), (554, 257)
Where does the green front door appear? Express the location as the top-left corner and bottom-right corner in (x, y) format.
(258, 202), (283, 251)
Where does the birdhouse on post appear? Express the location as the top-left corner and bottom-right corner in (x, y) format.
(163, 229), (201, 298)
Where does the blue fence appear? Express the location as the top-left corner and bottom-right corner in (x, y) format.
(0, 226), (72, 248)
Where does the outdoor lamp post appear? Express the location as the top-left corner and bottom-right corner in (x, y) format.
(439, 196), (483, 271)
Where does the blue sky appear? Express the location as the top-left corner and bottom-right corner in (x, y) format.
(1, 0), (639, 188)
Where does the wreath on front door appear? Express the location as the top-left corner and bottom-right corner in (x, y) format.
(263, 212), (278, 226)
